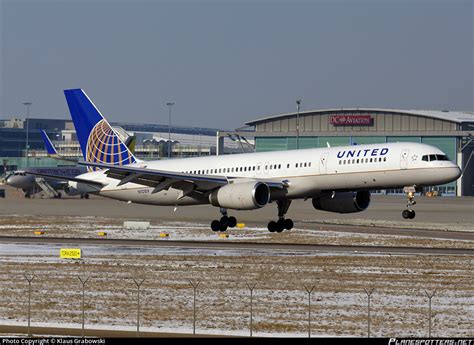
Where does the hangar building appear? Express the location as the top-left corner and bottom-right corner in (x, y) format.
(219, 108), (474, 196)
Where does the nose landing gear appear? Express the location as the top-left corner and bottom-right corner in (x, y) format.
(402, 187), (416, 219)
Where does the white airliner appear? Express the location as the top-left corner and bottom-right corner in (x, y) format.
(30, 89), (462, 232)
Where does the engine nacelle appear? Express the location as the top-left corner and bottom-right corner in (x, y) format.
(63, 185), (81, 196)
(64, 181), (98, 196)
(209, 182), (270, 210)
(312, 191), (371, 213)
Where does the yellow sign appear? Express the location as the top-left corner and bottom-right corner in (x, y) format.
(60, 248), (82, 260)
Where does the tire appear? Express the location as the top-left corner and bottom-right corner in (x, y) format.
(408, 210), (416, 219)
(219, 222), (228, 232)
(402, 210), (411, 219)
(227, 216), (237, 228)
(211, 220), (220, 231)
(276, 219), (285, 233)
(283, 218), (294, 230)
(220, 216), (228, 228)
(268, 221), (277, 233)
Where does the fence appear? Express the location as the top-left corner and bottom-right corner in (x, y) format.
(0, 271), (466, 338)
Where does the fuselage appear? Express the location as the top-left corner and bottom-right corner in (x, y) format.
(71, 142), (461, 206)
(6, 167), (87, 192)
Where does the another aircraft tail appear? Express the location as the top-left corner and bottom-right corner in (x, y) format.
(64, 89), (138, 168)
(39, 130), (59, 155)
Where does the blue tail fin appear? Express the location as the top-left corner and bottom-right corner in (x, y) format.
(39, 130), (58, 155)
(64, 89), (138, 168)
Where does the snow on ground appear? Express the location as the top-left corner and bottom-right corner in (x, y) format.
(0, 216), (472, 337)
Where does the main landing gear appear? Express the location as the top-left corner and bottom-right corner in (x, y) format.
(402, 187), (416, 219)
(211, 208), (237, 232)
(267, 200), (294, 233)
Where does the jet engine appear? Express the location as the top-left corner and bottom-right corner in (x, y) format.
(312, 191), (370, 213)
(209, 182), (270, 210)
(63, 185), (82, 196)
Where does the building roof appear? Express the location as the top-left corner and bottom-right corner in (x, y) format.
(245, 108), (474, 126)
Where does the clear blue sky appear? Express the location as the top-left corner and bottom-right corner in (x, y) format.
(1, 0), (472, 129)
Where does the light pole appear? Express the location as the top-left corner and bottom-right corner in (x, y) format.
(22, 102), (32, 167)
(166, 102), (175, 159)
(296, 100), (301, 150)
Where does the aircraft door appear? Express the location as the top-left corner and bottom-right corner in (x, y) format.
(320, 153), (329, 174)
(400, 149), (410, 169)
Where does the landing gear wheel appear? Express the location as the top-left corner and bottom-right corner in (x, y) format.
(283, 218), (294, 230)
(227, 216), (237, 228)
(268, 221), (277, 233)
(402, 210), (411, 219)
(402, 209), (416, 219)
(211, 220), (220, 232)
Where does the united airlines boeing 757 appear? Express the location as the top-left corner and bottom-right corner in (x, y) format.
(28, 89), (462, 232)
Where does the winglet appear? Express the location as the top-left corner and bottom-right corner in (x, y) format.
(39, 130), (59, 155)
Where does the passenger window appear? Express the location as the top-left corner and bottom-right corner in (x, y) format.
(287, 164), (290, 168)
(309, 162), (311, 167)
(278, 164), (281, 169)
(339, 160), (342, 165)
(304, 162), (307, 167)
(383, 157), (387, 162)
(296, 163), (298, 168)
(357, 159), (360, 164)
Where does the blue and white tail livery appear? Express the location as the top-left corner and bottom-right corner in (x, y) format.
(39, 130), (59, 155)
(64, 89), (139, 170)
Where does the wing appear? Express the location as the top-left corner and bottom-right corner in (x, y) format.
(25, 171), (104, 187)
(77, 161), (287, 198)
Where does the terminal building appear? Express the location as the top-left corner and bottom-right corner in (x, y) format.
(219, 108), (474, 196)
(0, 117), (238, 174)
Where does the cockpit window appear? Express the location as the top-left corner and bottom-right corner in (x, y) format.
(436, 154), (449, 161)
(422, 154), (450, 162)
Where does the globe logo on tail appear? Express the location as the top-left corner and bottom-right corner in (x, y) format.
(86, 119), (136, 171)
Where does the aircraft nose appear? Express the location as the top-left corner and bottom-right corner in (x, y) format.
(453, 166), (462, 180)
(5, 175), (17, 186)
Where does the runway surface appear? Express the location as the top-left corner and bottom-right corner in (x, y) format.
(0, 235), (471, 256)
(1, 185), (473, 226)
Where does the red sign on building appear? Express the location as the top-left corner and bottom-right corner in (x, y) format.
(330, 115), (373, 126)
